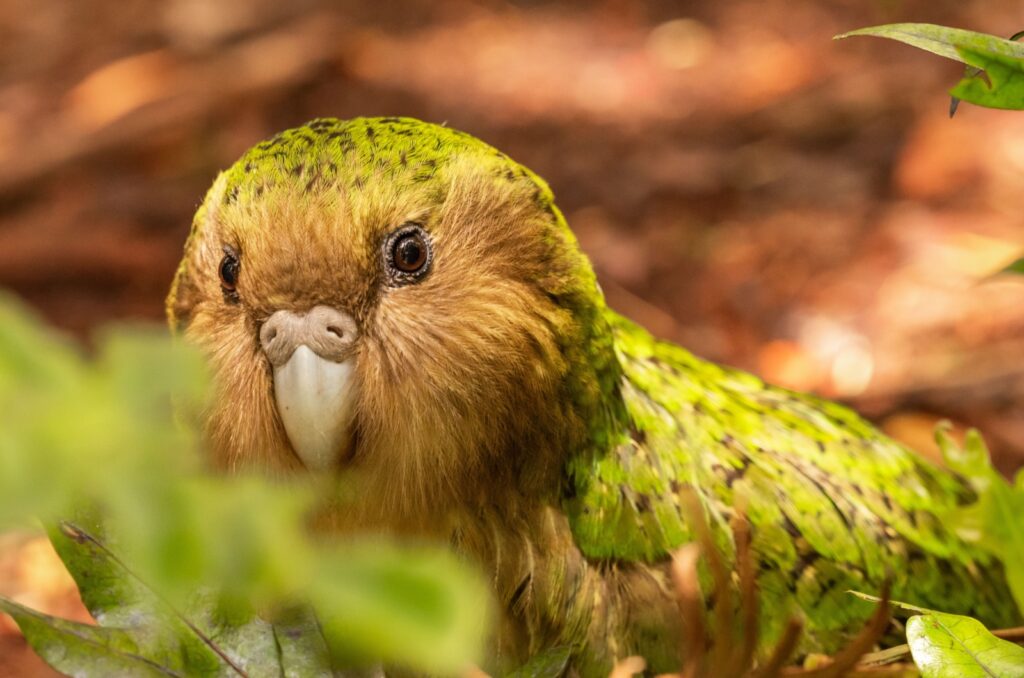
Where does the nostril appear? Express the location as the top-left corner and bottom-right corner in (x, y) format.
(264, 328), (278, 343)
(326, 325), (344, 339)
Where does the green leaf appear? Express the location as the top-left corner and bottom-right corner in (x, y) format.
(835, 23), (1024, 64)
(0, 292), (81, 390)
(847, 591), (935, 615)
(835, 23), (1024, 112)
(270, 608), (335, 678)
(504, 646), (573, 678)
(15, 515), (487, 676)
(24, 518), (488, 676)
(999, 257), (1024, 275)
(312, 545), (490, 673)
(0, 293), (491, 676)
(936, 427), (1024, 615)
(0, 596), (177, 678)
(907, 612), (1024, 677)
(951, 46), (1024, 110)
(951, 31), (1024, 116)
(41, 519), (303, 677)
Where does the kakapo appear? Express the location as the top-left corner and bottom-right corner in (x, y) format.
(167, 117), (1016, 675)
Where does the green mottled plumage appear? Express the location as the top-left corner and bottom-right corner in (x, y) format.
(572, 315), (1017, 665)
(172, 117), (1018, 676)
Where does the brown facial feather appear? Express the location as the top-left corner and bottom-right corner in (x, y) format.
(168, 119), (634, 669)
(169, 144), (607, 531)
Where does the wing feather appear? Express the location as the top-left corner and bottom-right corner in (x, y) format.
(564, 311), (1017, 648)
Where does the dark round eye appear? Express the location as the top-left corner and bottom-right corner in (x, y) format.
(219, 249), (240, 293)
(394, 234), (427, 272)
(384, 225), (432, 284)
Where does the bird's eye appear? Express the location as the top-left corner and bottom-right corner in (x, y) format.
(219, 248), (241, 301)
(394, 234), (427, 272)
(384, 224), (432, 284)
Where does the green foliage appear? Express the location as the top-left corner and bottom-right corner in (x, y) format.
(951, 46), (1024, 111)
(999, 258), (1024, 276)
(0, 293), (490, 675)
(854, 428), (1024, 675)
(936, 426), (1024, 615)
(850, 593), (1024, 676)
(835, 23), (1024, 111)
(0, 598), (178, 678)
(907, 613), (1024, 678)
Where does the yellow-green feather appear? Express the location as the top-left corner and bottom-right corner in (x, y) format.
(564, 312), (1018, 658)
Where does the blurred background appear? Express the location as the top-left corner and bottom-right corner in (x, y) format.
(2, 0), (1024, 674)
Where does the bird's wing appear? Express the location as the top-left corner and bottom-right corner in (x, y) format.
(563, 311), (1017, 641)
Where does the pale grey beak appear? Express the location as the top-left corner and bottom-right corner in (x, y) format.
(260, 306), (359, 471)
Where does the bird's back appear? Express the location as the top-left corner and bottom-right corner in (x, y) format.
(564, 310), (1017, 657)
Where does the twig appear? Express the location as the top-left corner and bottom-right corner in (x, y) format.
(994, 626), (1024, 642)
(751, 618), (804, 678)
(662, 492), (899, 678)
(671, 543), (706, 678)
(728, 507), (759, 676)
(857, 644), (910, 667)
(787, 582), (891, 677)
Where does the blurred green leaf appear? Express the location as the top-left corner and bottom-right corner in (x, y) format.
(936, 427), (1024, 614)
(7, 482), (488, 676)
(0, 293), (491, 675)
(11, 518), (319, 677)
(0, 292), (80, 389)
(313, 545), (489, 672)
(907, 612), (1024, 677)
(998, 257), (1024, 276)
